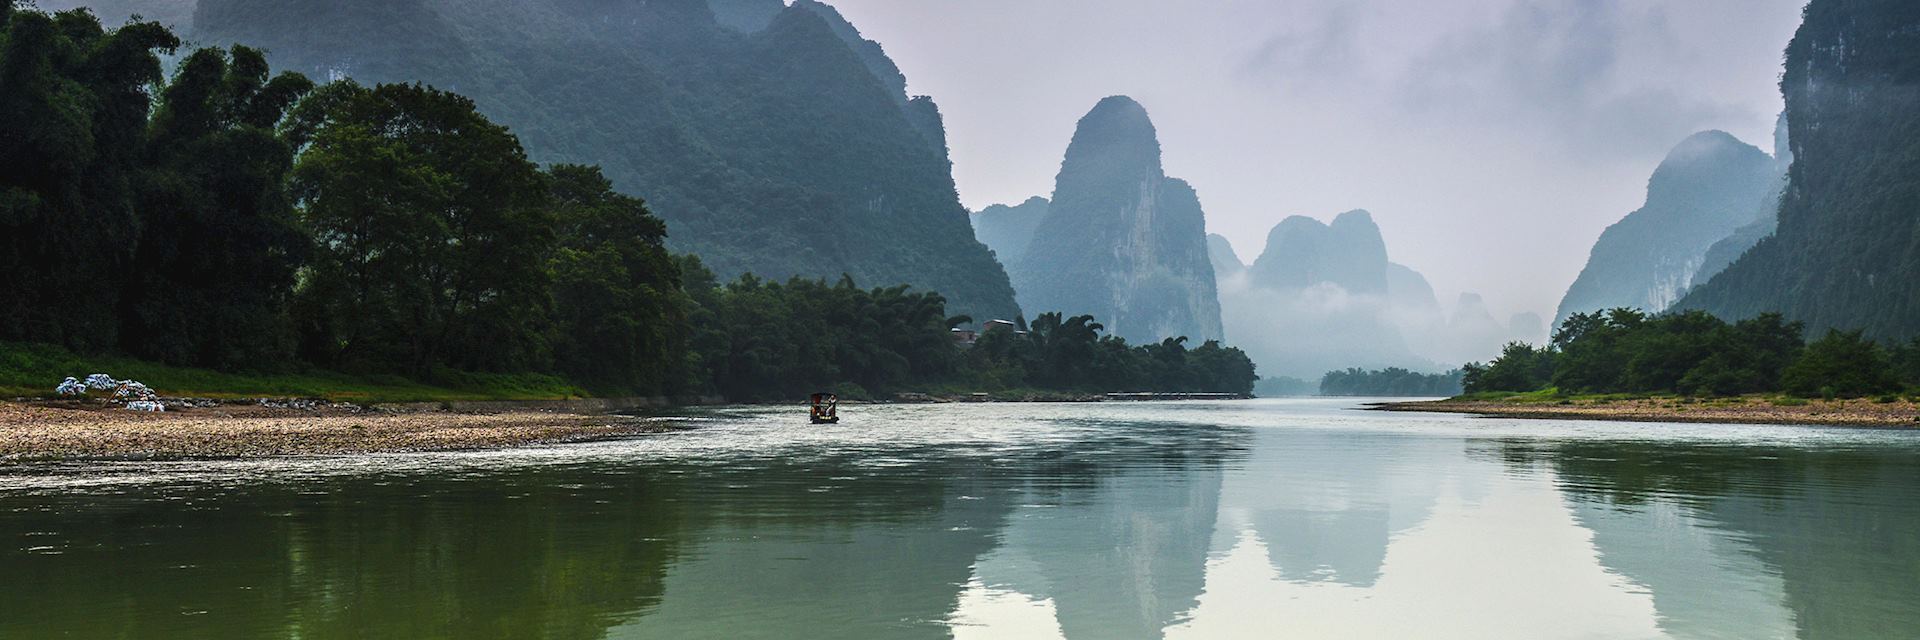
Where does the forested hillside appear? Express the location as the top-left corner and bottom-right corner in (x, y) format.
(1676, 0), (1920, 340)
(186, 0), (1020, 320)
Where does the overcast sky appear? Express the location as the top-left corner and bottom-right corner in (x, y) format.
(828, 0), (1806, 320)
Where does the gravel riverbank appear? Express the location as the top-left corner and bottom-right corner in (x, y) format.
(0, 400), (680, 462)
(1375, 396), (1920, 428)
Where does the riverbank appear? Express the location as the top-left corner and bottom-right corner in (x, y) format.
(1376, 395), (1920, 428)
(0, 400), (681, 462)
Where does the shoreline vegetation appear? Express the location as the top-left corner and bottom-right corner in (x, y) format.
(0, 8), (1259, 412)
(1384, 308), (1920, 428)
(1375, 393), (1920, 428)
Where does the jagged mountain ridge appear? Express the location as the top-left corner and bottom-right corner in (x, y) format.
(1011, 96), (1223, 344)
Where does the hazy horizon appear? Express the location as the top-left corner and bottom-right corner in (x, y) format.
(829, 0), (1806, 322)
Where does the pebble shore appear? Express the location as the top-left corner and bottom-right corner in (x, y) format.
(0, 400), (678, 462)
(1375, 396), (1920, 428)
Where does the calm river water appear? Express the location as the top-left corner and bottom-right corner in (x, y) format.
(4, 399), (1919, 639)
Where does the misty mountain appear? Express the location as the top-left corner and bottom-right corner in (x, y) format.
(1692, 116), (1794, 286)
(1555, 131), (1778, 325)
(1508, 312), (1547, 345)
(1246, 211), (1390, 295)
(1224, 210), (1538, 377)
(1207, 234), (1245, 279)
(1677, 0), (1920, 340)
(179, 0), (1019, 320)
(1224, 211), (1415, 377)
(1010, 96), (1223, 344)
(971, 196), (1049, 271)
(1386, 262), (1441, 314)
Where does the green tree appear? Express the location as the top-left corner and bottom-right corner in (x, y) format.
(1677, 313), (1805, 395)
(1781, 330), (1899, 398)
(546, 164), (687, 395)
(1464, 342), (1557, 394)
(0, 7), (177, 352)
(1551, 308), (1645, 392)
(1189, 340), (1258, 395)
(288, 81), (554, 375)
(1892, 338), (1920, 389)
(121, 45), (313, 369)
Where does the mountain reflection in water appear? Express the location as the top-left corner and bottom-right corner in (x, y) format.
(2, 400), (1916, 639)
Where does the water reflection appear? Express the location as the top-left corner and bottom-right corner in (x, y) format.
(1499, 438), (1920, 639)
(2, 401), (1918, 639)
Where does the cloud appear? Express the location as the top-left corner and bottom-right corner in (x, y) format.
(1238, 3), (1367, 92)
(1395, 0), (1752, 157)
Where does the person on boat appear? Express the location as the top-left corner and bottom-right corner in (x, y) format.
(809, 392), (839, 424)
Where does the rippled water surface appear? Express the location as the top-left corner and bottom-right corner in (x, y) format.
(4, 399), (1919, 639)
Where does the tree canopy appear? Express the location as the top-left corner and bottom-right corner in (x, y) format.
(1466, 308), (1913, 398)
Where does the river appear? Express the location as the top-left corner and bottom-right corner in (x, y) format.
(3, 399), (1917, 639)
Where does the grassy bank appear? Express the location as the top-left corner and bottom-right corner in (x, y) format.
(1, 342), (587, 404)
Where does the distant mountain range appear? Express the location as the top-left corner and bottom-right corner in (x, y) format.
(61, 0), (1022, 320)
(983, 96), (1223, 344)
(1217, 210), (1538, 377)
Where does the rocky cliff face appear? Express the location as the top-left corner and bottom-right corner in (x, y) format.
(1679, 0), (1920, 339)
(188, 0), (1021, 321)
(1011, 96), (1223, 343)
(971, 196), (1049, 272)
(1555, 131), (1777, 325)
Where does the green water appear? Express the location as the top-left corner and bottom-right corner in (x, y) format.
(3, 399), (1918, 639)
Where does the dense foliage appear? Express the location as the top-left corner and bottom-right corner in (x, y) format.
(961, 314), (1257, 397)
(289, 81), (557, 376)
(0, 7), (317, 370)
(1319, 368), (1463, 397)
(679, 266), (965, 401)
(0, 7), (1257, 401)
(187, 0), (1021, 321)
(1465, 308), (1912, 398)
(1463, 343), (1556, 395)
(1676, 0), (1920, 341)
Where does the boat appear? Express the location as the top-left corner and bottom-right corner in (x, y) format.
(809, 392), (840, 424)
